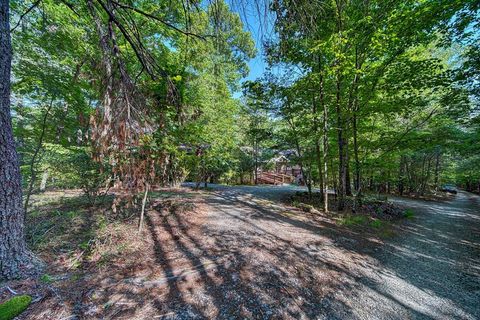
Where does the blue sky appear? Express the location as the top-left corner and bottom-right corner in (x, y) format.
(230, 4), (276, 96)
(232, 1), (277, 78)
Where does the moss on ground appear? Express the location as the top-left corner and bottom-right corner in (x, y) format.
(0, 295), (32, 320)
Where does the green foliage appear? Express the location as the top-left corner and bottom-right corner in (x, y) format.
(265, 0), (479, 201)
(11, 0), (256, 192)
(0, 295), (32, 320)
(370, 219), (383, 229)
(42, 144), (110, 200)
(404, 209), (415, 219)
(9, 0), (479, 204)
(340, 216), (387, 229)
(339, 215), (368, 226)
(40, 274), (54, 284)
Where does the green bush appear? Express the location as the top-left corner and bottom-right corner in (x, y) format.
(0, 295), (32, 320)
(42, 144), (111, 204)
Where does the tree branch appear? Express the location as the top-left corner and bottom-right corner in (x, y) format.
(10, 0), (42, 32)
(110, 0), (211, 40)
(58, 0), (81, 17)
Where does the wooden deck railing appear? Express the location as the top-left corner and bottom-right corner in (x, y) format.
(257, 171), (294, 185)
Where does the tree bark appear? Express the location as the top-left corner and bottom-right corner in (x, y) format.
(348, 46), (362, 201)
(398, 155), (405, 195)
(331, 157), (338, 201)
(351, 46), (361, 196)
(353, 111), (360, 193)
(434, 148), (441, 190)
(254, 138), (258, 185)
(312, 95), (324, 201)
(334, 0), (348, 211)
(421, 154), (433, 195)
(286, 115), (309, 195)
(322, 91), (329, 213)
(345, 142), (352, 196)
(138, 183), (149, 233)
(0, 0), (37, 279)
(336, 74), (346, 211)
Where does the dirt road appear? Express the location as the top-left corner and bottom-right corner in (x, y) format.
(34, 185), (477, 319)
(358, 191), (480, 320)
(178, 185), (480, 319)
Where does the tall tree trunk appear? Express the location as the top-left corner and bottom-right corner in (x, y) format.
(287, 116), (308, 193)
(0, 0), (37, 279)
(312, 95), (324, 201)
(307, 163), (313, 199)
(322, 99), (329, 213)
(345, 142), (352, 196)
(138, 182), (149, 233)
(352, 104), (360, 195)
(334, 0), (346, 211)
(331, 158), (338, 201)
(419, 154), (426, 195)
(421, 154), (433, 196)
(254, 138), (258, 185)
(434, 148), (441, 190)
(350, 46), (362, 197)
(398, 155), (405, 195)
(313, 61), (325, 202)
(403, 158), (412, 193)
(336, 74), (346, 211)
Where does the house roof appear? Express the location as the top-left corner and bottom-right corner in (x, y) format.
(269, 155), (289, 163)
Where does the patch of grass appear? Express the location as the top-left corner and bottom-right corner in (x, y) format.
(339, 215), (368, 226)
(66, 210), (80, 219)
(70, 273), (81, 281)
(0, 295), (32, 320)
(97, 216), (108, 231)
(40, 274), (54, 284)
(79, 240), (91, 250)
(370, 219), (383, 228)
(28, 210), (43, 218)
(403, 209), (415, 219)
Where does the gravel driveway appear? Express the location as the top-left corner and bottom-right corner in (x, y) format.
(182, 184), (480, 319)
(361, 191), (480, 320)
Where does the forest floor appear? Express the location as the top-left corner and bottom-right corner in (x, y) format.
(2, 185), (479, 319)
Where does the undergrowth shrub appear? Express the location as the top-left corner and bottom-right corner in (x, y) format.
(43, 143), (111, 205)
